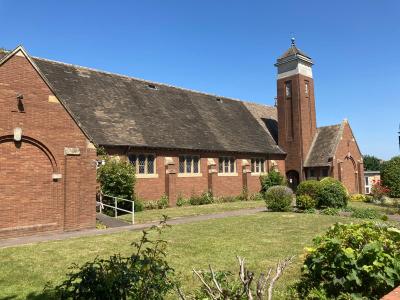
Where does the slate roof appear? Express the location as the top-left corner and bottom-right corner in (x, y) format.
(3, 50), (283, 155)
(243, 102), (279, 144)
(304, 123), (343, 167)
(278, 44), (311, 60)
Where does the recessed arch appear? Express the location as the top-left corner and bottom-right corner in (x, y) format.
(0, 135), (57, 172)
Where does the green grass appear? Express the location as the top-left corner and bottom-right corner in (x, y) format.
(0, 212), (352, 299)
(349, 201), (400, 215)
(119, 200), (266, 224)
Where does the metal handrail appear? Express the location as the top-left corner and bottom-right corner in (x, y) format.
(97, 193), (135, 224)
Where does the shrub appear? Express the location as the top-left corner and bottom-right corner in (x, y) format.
(237, 187), (249, 201)
(296, 180), (321, 200)
(320, 207), (340, 216)
(304, 208), (317, 214)
(364, 195), (374, 203)
(157, 195), (169, 209)
(176, 195), (188, 207)
(371, 179), (390, 201)
(316, 178), (348, 208)
(381, 156), (400, 198)
(350, 193), (366, 202)
(351, 208), (382, 219)
(296, 195), (317, 210)
(341, 206), (355, 213)
(97, 157), (136, 201)
(215, 196), (239, 203)
(249, 192), (264, 202)
(189, 192), (214, 205)
(260, 169), (285, 194)
(134, 199), (144, 212)
(51, 220), (177, 299)
(142, 200), (159, 210)
(265, 185), (294, 212)
(297, 222), (400, 299)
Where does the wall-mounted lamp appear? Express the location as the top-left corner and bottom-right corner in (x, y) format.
(13, 127), (22, 142)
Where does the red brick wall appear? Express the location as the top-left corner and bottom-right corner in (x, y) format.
(277, 74), (317, 180)
(332, 121), (364, 194)
(106, 147), (285, 203)
(0, 51), (97, 238)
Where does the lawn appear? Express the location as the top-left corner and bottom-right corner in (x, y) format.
(118, 200), (266, 224)
(0, 212), (352, 299)
(349, 200), (400, 214)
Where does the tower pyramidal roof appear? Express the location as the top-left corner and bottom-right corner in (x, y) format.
(278, 38), (312, 60)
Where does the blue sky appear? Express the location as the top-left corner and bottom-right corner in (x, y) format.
(1, 1), (399, 159)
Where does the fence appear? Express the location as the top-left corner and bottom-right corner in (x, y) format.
(97, 193), (135, 224)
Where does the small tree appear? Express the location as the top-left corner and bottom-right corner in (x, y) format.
(260, 169), (285, 194)
(363, 154), (383, 171)
(97, 156), (136, 200)
(381, 156), (400, 198)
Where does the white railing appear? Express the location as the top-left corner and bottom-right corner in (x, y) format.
(97, 193), (135, 224)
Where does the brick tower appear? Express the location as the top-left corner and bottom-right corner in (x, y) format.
(275, 38), (317, 189)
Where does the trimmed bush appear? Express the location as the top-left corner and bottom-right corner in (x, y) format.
(264, 185), (294, 212)
(260, 169), (285, 194)
(296, 195), (317, 210)
(350, 193), (366, 202)
(316, 178), (348, 208)
(381, 156), (400, 198)
(297, 222), (400, 299)
(296, 180), (321, 201)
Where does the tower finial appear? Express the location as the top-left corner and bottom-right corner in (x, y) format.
(291, 37), (296, 46)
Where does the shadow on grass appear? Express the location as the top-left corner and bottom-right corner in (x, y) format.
(25, 289), (58, 300)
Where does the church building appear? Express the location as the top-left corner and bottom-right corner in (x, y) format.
(275, 39), (364, 193)
(0, 40), (364, 238)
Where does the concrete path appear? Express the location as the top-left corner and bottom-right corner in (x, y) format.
(96, 213), (129, 228)
(0, 207), (265, 249)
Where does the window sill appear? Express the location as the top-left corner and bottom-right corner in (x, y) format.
(217, 173), (238, 177)
(136, 174), (159, 179)
(177, 173), (203, 178)
(251, 172), (268, 176)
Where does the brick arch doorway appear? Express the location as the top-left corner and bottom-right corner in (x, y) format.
(0, 137), (61, 237)
(286, 170), (300, 191)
